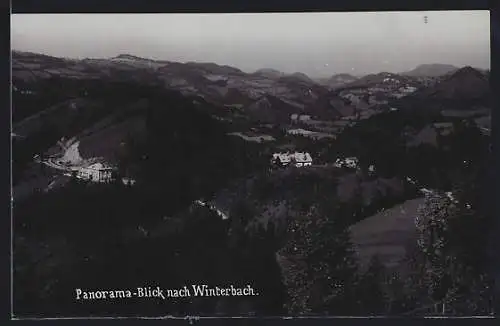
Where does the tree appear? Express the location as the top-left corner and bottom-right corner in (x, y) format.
(448, 119), (485, 167)
(355, 255), (388, 314)
(277, 212), (315, 315)
(70, 170), (78, 184)
(414, 192), (456, 310)
(383, 270), (408, 314)
(412, 188), (494, 315)
(228, 198), (257, 251)
(272, 156), (283, 169)
(111, 169), (123, 186)
(277, 200), (359, 315)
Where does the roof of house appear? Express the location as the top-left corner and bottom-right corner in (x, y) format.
(86, 162), (114, 171)
(287, 128), (314, 135)
(336, 157), (358, 163)
(294, 152), (313, 163)
(273, 152), (313, 163)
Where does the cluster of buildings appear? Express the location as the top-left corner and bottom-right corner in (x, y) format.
(68, 162), (136, 185)
(392, 86), (418, 99)
(270, 152), (375, 173)
(290, 114), (312, 122)
(333, 157), (359, 169)
(73, 162), (114, 183)
(271, 152), (313, 167)
(12, 85), (35, 95)
(287, 128), (315, 136)
(338, 82), (417, 109)
(227, 132), (276, 143)
(286, 128), (336, 140)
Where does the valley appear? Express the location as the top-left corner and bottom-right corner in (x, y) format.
(11, 50), (493, 317)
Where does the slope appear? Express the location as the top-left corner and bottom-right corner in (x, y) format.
(402, 64), (459, 77)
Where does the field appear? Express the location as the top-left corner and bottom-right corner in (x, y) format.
(349, 197), (425, 271)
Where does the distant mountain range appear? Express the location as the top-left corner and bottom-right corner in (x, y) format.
(12, 51), (492, 271)
(406, 66), (490, 103)
(383, 66), (491, 119)
(11, 51), (349, 123)
(401, 64), (459, 77)
(316, 73), (359, 89)
(12, 50), (490, 146)
(337, 71), (422, 90)
(253, 68), (285, 79)
(13, 50), (492, 319)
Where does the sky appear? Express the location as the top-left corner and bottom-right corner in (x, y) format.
(11, 11), (490, 78)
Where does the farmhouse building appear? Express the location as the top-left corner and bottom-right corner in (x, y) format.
(272, 152), (313, 167)
(298, 115), (311, 122)
(334, 157), (359, 169)
(290, 114), (312, 123)
(287, 128), (314, 136)
(77, 162), (114, 183)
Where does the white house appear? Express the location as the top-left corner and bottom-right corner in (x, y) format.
(399, 86), (417, 93)
(77, 162), (114, 183)
(272, 152), (313, 167)
(287, 128), (314, 136)
(334, 157), (359, 169)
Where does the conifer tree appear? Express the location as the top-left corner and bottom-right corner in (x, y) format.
(413, 187), (494, 315)
(355, 255), (388, 315)
(278, 196), (359, 315)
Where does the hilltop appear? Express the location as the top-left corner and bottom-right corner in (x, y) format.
(396, 66), (490, 111)
(12, 50), (349, 124)
(402, 63), (459, 77)
(317, 73), (359, 89)
(253, 68), (286, 79)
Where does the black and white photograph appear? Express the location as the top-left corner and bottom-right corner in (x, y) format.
(11, 11), (494, 318)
